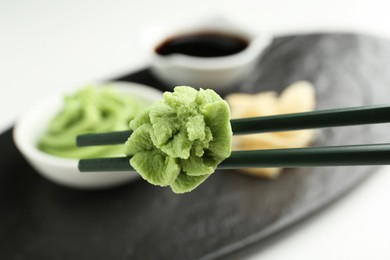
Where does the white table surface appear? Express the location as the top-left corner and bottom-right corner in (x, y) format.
(2, 1), (390, 259)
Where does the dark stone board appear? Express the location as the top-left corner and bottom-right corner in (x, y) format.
(1, 33), (390, 260)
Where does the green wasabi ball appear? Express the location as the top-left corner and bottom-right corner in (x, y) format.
(124, 86), (232, 193)
(38, 85), (147, 159)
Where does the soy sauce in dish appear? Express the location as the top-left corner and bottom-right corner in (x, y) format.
(155, 31), (249, 58)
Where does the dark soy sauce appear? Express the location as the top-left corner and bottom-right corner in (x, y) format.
(155, 31), (249, 58)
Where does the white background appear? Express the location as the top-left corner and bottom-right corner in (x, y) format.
(1, 1), (390, 259)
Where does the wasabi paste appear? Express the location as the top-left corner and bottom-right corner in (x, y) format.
(124, 86), (232, 193)
(39, 85), (147, 159)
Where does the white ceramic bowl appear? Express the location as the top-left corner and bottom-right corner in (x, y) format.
(13, 82), (163, 189)
(139, 17), (272, 90)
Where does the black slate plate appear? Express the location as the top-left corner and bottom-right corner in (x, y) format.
(2, 33), (390, 260)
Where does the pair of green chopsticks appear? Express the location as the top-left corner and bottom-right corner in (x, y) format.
(77, 104), (390, 172)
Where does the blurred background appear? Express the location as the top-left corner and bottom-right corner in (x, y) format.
(1, 0), (390, 259)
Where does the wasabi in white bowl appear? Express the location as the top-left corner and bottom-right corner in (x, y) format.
(13, 82), (163, 189)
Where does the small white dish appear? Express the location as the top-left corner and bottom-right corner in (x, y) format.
(13, 81), (163, 189)
(139, 16), (272, 90)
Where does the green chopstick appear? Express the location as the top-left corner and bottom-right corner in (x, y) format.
(77, 130), (132, 147)
(78, 143), (390, 172)
(76, 104), (390, 147)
